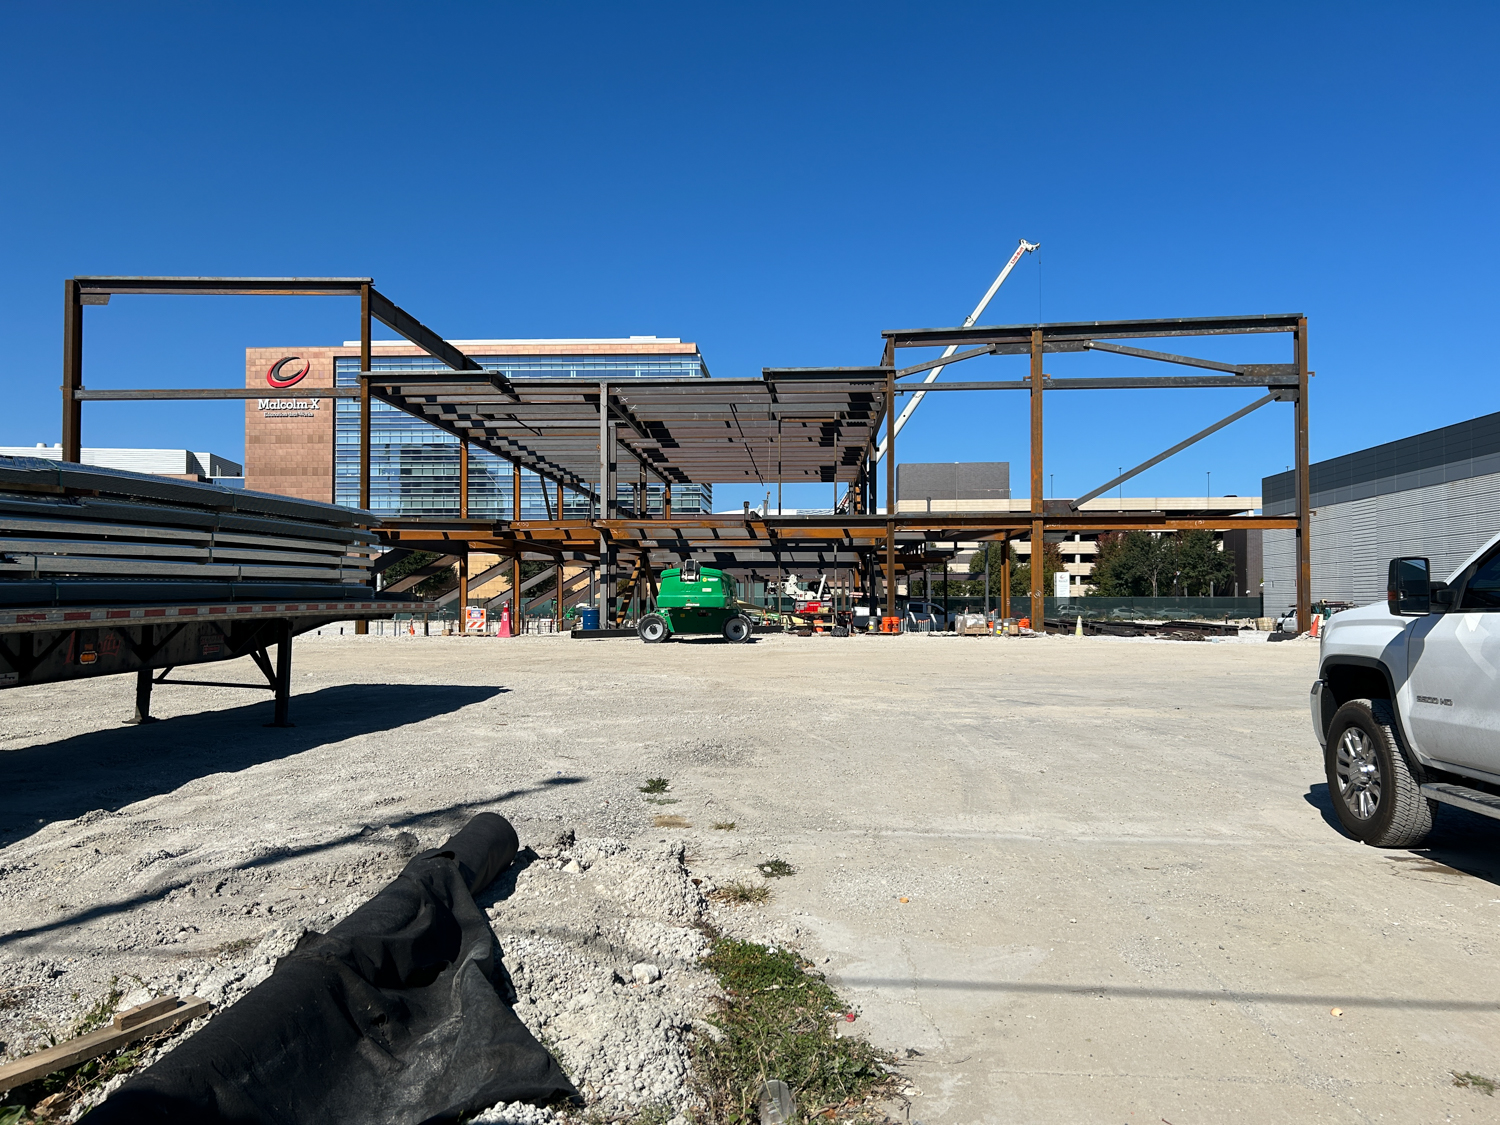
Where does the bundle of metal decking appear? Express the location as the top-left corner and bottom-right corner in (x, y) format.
(0, 456), (378, 607)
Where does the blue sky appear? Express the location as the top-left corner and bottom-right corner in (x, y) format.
(1, 3), (1494, 511)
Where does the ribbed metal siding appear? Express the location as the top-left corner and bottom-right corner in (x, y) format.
(1263, 470), (1500, 609)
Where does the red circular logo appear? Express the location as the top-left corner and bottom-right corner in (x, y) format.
(266, 356), (310, 389)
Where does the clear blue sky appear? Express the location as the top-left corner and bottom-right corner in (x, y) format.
(1, 3), (1494, 512)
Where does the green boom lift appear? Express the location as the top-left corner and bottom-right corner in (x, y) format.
(637, 560), (753, 643)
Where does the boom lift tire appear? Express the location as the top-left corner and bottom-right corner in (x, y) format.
(722, 615), (751, 643)
(638, 614), (669, 643)
(1324, 698), (1435, 847)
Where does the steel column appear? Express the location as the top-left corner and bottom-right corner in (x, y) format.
(356, 284), (373, 636)
(554, 560), (564, 632)
(459, 440), (469, 518)
(62, 279), (83, 462)
(513, 460), (523, 523)
(513, 553), (522, 634)
(458, 554), (469, 634)
(884, 366), (896, 620)
(1030, 329), (1045, 628)
(1295, 317), (1312, 634)
(1001, 540), (1011, 620)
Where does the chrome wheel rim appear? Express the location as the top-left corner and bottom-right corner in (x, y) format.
(1336, 727), (1382, 820)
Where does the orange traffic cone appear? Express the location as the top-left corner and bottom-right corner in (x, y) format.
(499, 603), (513, 638)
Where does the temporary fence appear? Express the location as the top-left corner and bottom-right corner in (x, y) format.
(918, 595), (1263, 621)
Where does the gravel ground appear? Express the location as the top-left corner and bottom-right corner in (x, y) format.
(4, 627), (1495, 1123)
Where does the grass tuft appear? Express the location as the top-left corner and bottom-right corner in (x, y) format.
(640, 777), (670, 794)
(712, 883), (770, 905)
(654, 814), (692, 829)
(1454, 1071), (1498, 1096)
(645, 797), (680, 806)
(693, 935), (892, 1123)
(757, 859), (796, 879)
(712, 821), (737, 831)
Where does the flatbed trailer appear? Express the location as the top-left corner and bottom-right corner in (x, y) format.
(0, 595), (420, 726)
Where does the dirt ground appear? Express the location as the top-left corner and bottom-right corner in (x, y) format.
(4, 628), (1500, 1123)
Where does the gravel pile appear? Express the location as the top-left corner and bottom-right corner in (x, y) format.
(6, 826), (811, 1124)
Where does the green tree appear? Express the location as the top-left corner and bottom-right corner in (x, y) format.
(965, 541), (1065, 598)
(1088, 532), (1174, 597)
(1173, 530), (1235, 596)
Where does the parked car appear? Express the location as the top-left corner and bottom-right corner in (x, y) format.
(1312, 531), (1500, 846)
(905, 600), (951, 630)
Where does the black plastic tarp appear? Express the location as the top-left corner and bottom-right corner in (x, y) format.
(87, 813), (576, 1124)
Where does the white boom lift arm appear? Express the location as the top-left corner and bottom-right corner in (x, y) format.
(874, 238), (1038, 462)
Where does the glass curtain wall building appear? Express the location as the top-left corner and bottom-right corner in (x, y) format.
(333, 346), (712, 518)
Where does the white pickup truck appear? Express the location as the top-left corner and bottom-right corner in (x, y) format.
(1313, 531), (1500, 846)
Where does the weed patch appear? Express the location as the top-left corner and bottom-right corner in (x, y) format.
(693, 936), (892, 1123)
(757, 859), (796, 879)
(1454, 1071), (1498, 1095)
(645, 798), (680, 806)
(712, 883), (770, 905)
(712, 822), (737, 831)
(640, 777), (670, 794)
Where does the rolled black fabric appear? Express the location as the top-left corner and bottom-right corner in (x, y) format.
(86, 813), (574, 1124)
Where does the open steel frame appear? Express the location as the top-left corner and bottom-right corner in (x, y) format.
(59, 278), (1311, 633)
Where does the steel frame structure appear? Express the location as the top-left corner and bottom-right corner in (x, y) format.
(59, 278), (1312, 633)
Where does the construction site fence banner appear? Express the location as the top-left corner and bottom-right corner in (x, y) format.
(922, 596), (1265, 620)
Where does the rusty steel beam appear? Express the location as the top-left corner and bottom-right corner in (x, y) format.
(1030, 328), (1045, 628)
(1296, 317), (1312, 635)
(62, 279), (83, 462)
(1070, 394), (1278, 511)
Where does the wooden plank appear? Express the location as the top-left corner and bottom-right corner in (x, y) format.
(0, 996), (209, 1093)
(114, 996), (179, 1030)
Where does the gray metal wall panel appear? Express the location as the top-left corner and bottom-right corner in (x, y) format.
(1263, 470), (1500, 609)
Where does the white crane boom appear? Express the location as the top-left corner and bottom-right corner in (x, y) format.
(874, 238), (1037, 463)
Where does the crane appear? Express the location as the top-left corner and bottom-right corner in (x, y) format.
(873, 238), (1038, 463)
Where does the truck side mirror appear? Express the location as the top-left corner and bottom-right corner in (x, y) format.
(1388, 557), (1431, 616)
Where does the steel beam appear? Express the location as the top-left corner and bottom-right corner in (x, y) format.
(74, 387), (363, 400)
(884, 313), (1305, 350)
(366, 288), (480, 372)
(1069, 394), (1278, 510)
(892, 375), (1298, 392)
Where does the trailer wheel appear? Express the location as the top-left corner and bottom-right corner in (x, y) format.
(722, 615), (751, 643)
(1324, 698), (1435, 847)
(638, 614), (669, 643)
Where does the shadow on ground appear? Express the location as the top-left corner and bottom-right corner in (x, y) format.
(1305, 782), (1500, 887)
(0, 683), (504, 844)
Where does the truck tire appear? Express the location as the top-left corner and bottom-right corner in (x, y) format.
(638, 614), (669, 643)
(1324, 698), (1435, 847)
(722, 615), (751, 643)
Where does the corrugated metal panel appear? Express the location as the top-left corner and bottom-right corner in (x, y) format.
(1262, 471), (1500, 608)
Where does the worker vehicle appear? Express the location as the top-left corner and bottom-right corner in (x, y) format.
(637, 561), (754, 643)
(1312, 531), (1500, 846)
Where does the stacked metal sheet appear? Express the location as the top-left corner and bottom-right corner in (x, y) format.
(0, 456), (378, 607)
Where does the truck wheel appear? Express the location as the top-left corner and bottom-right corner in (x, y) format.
(638, 614), (669, 643)
(1324, 698), (1435, 847)
(722, 615), (751, 643)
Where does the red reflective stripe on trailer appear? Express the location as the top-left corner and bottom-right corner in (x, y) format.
(143, 609), (166, 617)
(106, 610), (132, 619)
(236, 606), (253, 613)
(63, 612), (90, 621)
(178, 608), (198, 616)
(209, 607), (227, 614)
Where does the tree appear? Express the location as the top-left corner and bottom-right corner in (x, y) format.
(1089, 531), (1236, 597)
(965, 541), (1065, 598)
(1009, 542), (1066, 597)
(1174, 530), (1235, 596)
